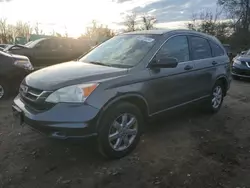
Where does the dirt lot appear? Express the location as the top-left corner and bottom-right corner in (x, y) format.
(1, 80), (250, 188)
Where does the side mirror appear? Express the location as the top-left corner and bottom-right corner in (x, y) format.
(150, 57), (178, 68)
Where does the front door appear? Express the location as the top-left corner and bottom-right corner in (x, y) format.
(147, 35), (196, 114)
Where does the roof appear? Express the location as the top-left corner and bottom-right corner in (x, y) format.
(123, 29), (173, 35)
(123, 29), (214, 37)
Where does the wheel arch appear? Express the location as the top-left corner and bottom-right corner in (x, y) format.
(96, 93), (150, 130)
(215, 75), (229, 96)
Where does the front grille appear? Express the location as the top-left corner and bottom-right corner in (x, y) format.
(242, 61), (250, 68)
(19, 84), (54, 112)
(20, 96), (55, 112)
(232, 67), (250, 76)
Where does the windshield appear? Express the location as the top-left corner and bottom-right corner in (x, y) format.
(79, 35), (157, 68)
(25, 38), (46, 48)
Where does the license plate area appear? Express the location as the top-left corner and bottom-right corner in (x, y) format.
(12, 105), (24, 126)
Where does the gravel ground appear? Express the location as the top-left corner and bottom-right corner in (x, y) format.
(1, 80), (250, 188)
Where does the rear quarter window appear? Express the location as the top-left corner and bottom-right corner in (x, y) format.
(209, 41), (225, 57)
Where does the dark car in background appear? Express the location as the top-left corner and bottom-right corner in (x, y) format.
(12, 29), (231, 158)
(0, 51), (33, 99)
(0, 44), (8, 48)
(0, 44), (8, 51)
(4, 37), (92, 69)
(232, 49), (250, 79)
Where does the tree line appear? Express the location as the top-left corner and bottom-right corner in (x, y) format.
(0, 12), (157, 45)
(1, 0), (250, 52)
(188, 0), (250, 52)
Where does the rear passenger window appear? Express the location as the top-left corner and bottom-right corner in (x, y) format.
(209, 41), (224, 57)
(190, 36), (212, 60)
(156, 36), (189, 62)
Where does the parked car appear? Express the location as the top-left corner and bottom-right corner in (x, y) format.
(0, 44), (8, 49)
(12, 29), (231, 159)
(232, 49), (250, 79)
(0, 51), (33, 99)
(4, 37), (91, 69)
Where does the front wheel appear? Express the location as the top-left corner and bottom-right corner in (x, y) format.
(98, 102), (143, 159)
(205, 81), (224, 113)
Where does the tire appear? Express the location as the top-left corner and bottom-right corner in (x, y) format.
(0, 81), (9, 100)
(232, 75), (240, 80)
(205, 81), (224, 114)
(97, 102), (143, 159)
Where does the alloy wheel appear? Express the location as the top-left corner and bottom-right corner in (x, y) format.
(212, 86), (222, 109)
(108, 113), (138, 151)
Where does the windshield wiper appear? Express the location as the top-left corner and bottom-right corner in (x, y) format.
(87, 61), (111, 67)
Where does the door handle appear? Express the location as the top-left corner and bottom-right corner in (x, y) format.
(212, 61), (218, 65)
(184, 65), (193, 70)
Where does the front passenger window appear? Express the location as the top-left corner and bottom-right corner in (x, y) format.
(156, 36), (189, 63)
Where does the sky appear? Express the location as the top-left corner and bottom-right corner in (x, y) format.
(0, 0), (218, 37)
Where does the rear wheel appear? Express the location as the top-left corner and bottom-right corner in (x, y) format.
(98, 102), (143, 159)
(205, 81), (224, 113)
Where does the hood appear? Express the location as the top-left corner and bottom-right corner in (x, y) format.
(237, 55), (250, 62)
(24, 61), (128, 90)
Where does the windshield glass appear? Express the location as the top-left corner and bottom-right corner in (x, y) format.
(25, 38), (46, 48)
(246, 49), (250, 55)
(79, 35), (157, 68)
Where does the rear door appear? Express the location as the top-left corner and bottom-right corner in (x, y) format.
(188, 36), (217, 98)
(148, 35), (196, 114)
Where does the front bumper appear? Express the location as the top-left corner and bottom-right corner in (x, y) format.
(12, 95), (100, 139)
(232, 66), (250, 78)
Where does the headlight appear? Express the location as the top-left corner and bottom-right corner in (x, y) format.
(14, 59), (34, 71)
(45, 83), (99, 103)
(233, 59), (241, 66)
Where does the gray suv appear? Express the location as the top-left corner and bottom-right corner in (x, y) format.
(12, 30), (231, 159)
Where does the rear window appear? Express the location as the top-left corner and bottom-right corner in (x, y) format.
(210, 42), (225, 57)
(190, 36), (212, 60)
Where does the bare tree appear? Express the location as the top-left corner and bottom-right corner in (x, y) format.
(187, 9), (232, 43)
(0, 18), (9, 43)
(15, 21), (33, 38)
(80, 20), (115, 45)
(218, 0), (250, 31)
(34, 22), (44, 35)
(124, 13), (137, 32)
(141, 14), (157, 30)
